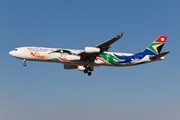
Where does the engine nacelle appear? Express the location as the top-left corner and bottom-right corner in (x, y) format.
(85, 47), (100, 53)
(66, 55), (81, 61)
(160, 56), (165, 60)
(64, 64), (77, 69)
(78, 66), (86, 71)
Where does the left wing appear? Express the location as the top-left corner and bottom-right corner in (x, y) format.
(95, 32), (124, 52)
(78, 33), (124, 61)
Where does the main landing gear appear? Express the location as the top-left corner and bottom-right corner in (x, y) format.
(84, 64), (94, 76)
(23, 59), (27, 66)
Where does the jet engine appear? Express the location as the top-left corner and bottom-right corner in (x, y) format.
(85, 47), (100, 53)
(64, 64), (77, 69)
(78, 66), (86, 71)
(66, 55), (81, 61)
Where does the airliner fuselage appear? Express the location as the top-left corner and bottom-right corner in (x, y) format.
(9, 33), (170, 76)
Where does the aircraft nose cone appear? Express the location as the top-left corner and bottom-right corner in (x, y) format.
(9, 51), (16, 57)
(9, 51), (13, 56)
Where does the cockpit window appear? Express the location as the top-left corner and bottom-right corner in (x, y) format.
(14, 49), (17, 51)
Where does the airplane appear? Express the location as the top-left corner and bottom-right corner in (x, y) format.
(9, 33), (170, 76)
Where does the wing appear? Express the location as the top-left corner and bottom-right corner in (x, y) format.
(95, 32), (124, 52)
(78, 33), (124, 61)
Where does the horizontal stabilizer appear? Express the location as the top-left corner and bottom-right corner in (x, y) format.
(149, 51), (170, 60)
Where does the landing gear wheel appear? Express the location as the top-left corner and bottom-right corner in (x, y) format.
(23, 59), (27, 66)
(88, 72), (92, 76)
(23, 63), (27, 66)
(84, 70), (88, 73)
(89, 67), (94, 71)
(86, 65), (94, 71)
(84, 64), (94, 76)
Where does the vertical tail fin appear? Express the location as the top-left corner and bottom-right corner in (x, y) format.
(142, 36), (168, 55)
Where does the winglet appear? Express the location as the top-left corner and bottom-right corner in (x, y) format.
(117, 32), (124, 37)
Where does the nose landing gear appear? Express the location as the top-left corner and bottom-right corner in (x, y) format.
(23, 59), (27, 66)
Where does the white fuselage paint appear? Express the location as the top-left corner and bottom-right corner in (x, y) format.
(9, 47), (157, 67)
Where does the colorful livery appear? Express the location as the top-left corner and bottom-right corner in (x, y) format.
(9, 33), (170, 76)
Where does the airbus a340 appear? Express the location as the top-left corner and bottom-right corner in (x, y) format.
(9, 33), (170, 76)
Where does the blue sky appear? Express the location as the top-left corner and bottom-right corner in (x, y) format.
(1, 0), (180, 120)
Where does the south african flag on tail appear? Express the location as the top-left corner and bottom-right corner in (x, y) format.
(142, 36), (168, 55)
